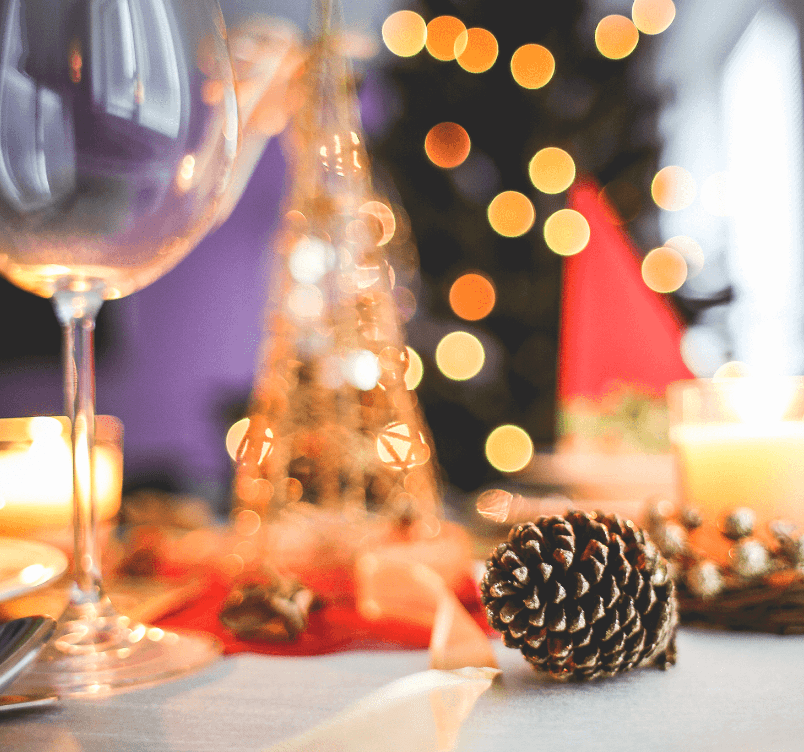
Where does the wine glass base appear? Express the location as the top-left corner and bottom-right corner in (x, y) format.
(13, 598), (222, 698)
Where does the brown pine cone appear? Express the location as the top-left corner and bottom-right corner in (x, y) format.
(480, 511), (677, 681)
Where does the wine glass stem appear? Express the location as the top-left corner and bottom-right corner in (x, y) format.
(53, 284), (105, 609)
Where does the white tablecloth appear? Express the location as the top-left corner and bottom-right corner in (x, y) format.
(1, 628), (803, 751)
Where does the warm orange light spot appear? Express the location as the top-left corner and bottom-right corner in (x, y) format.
(455, 28), (498, 73)
(510, 44), (555, 89)
(435, 331), (485, 381)
(449, 273), (496, 321)
(347, 217), (383, 246)
(382, 11), (427, 57)
(378, 346), (406, 385)
(285, 210), (307, 230)
(226, 418), (250, 461)
(425, 16), (466, 61)
(225, 418), (274, 463)
(632, 0), (676, 35)
(486, 425), (534, 473)
(543, 209), (590, 256)
(376, 422), (430, 470)
(664, 235), (705, 278)
(651, 166), (697, 211)
(404, 346), (424, 390)
(68, 39), (83, 83)
(425, 122), (471, 169)
(642, 246), (687, 293)
(358, 201), (396, 246)
(284, 477), (303, 504)
(175, 154), (196, 192)
(528, 147), (576, 194)
(595, 15), (639, 60)
(234, 509), (261, 537)
(487, 191), (535, 237)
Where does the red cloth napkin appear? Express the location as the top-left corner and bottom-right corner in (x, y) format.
(154, 567), (491, 656)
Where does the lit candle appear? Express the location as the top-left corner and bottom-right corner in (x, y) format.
(0, 416), (122, 536)
(669, 378), (804, 527)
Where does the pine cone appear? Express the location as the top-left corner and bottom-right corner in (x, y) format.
(480, 511), (677, 681)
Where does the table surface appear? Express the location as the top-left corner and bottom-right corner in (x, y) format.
(1, 628), (803, 752)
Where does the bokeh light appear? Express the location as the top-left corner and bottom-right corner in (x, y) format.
(288, 237), (334, 284)
(358, 201), (396, 245)
(641, 246), (687, 293)
(425, 122), (471, 169)
(404, 346), (424, 390)
(632, 0), (676, 35)
(485, 424), (534, 473)
(426, 16), (466, 61)
(376, 422), (430, 470)
(449, 273), (496, 321)
(285, 210), (307, 230)
(435, 331), (485, 381)
(455, 28), (498, 73)
(680, 326), (729, 377)
(595, 15), (639, 60)
(393, 286), (417, 321)
(382, 11), (427, 57)
(528, 147), (576, 194)
(346, 217), (382, 247)
(342, 349), (381, 390)
(234, 509), (261, 538)
(543, 209), (590, 256)
(287, 284), (324, 320)
(651, 166), (697, 211)
(664, 235), (705, 278)
(510, 44), (555, 89)
(700, 172), (733, 216)
(487, 191), (535, 237)
(225, 418), (274, 463)
(713, 361), (749, 380)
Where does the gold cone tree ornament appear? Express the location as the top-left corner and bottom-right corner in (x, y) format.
(227, 4), (442, 588)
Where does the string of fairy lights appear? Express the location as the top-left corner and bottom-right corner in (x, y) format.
(372, 0), (735, 477)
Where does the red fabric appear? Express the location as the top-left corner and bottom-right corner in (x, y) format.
(154, 568), (492, 656)
(557, 178), (694, 400)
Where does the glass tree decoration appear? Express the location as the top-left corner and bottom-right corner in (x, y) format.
(227, 2), (442, 591)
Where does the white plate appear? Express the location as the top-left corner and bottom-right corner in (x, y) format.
(0, 538), (68, 603)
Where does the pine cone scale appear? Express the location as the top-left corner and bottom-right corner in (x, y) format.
(523, 591), (540, 610)
(528, 603), (547, 627)
(549, 609), (567, 632)
(573, 572), (590, 598)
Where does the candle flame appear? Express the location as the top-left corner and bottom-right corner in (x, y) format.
(726, 378), (799, 424)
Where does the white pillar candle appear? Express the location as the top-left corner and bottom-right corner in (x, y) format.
(0, 417), (122, 536)
(671, 421), (804, 526)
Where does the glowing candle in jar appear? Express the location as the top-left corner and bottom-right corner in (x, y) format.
(669, 378), (804, 527)
(0, 416), (122, 536)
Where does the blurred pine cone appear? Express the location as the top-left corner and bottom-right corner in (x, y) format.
(480, 511), (677, 680)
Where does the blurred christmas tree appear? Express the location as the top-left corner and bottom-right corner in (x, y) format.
(360, 0), (663, 492)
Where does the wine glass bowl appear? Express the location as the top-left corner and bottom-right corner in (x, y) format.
(0, 0), (238, 300)
(0, 0), (238, 696)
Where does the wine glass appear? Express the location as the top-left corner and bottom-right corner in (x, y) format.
(0, 0), (238, 695)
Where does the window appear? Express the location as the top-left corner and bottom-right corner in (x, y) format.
(721, 5), (804, 374)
